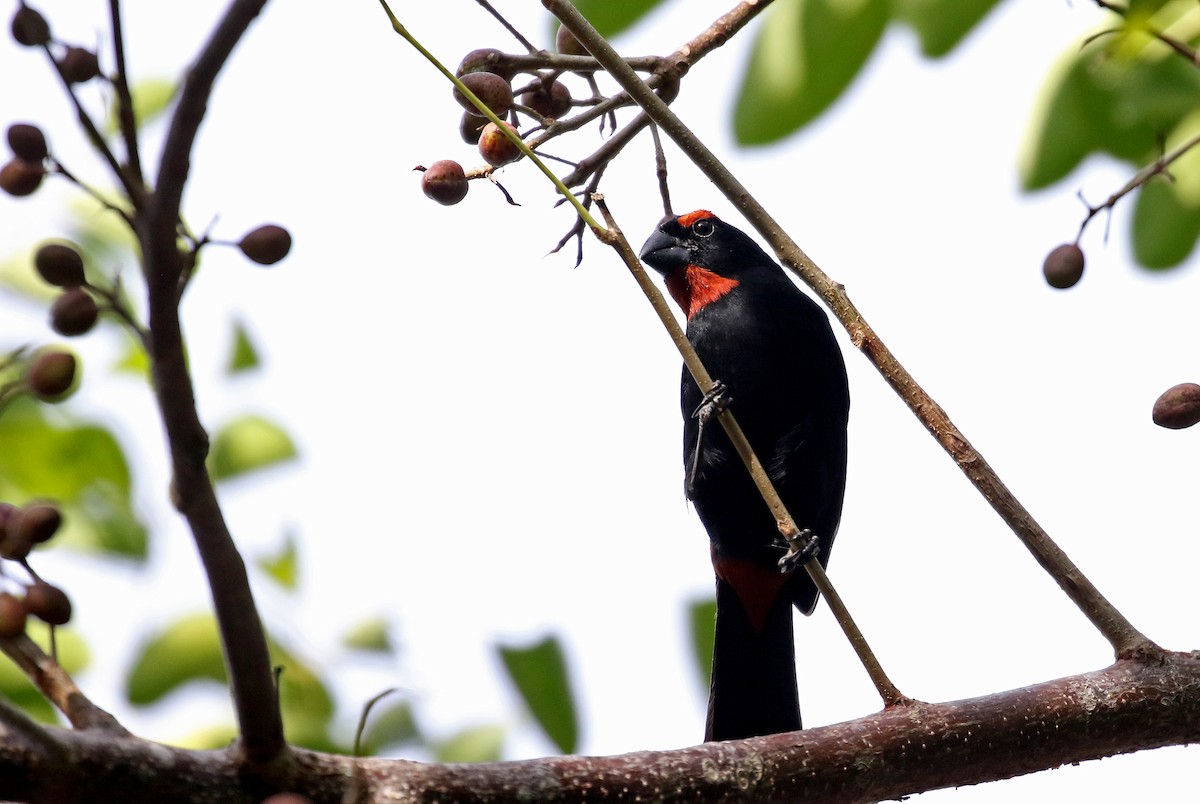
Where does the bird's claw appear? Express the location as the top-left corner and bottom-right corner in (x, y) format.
(686, 381), (732, 500)
(776, 529), (820, 573)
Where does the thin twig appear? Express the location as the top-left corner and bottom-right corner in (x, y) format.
(547, 0), (1156, 659)
(473, 0), (537, 53)
(107, 0), (144, 196)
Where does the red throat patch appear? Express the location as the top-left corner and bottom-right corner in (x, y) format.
(665, 265), (740, 320)
(712, 553), (790, 634)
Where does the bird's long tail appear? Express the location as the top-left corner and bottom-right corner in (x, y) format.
(705, 570), (801, 741)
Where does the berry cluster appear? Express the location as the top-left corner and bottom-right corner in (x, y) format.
(419, 31), (588, 207)
(0, 501), (72, 637)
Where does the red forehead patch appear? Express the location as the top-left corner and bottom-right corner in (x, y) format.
(677, 209), (716, 228)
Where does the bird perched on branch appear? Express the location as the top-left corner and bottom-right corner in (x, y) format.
(640, 210), (849, 741)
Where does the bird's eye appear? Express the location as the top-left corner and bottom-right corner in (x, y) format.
(692, 219), (715, 237)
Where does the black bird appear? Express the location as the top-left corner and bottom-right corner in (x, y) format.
(640, 210), (849, 741)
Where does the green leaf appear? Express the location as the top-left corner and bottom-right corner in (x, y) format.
(496, 635), (578, 754)
(126, 613), (336, 749)
(207, 414), (297, 482)
(733, 0), (890, 145)
(0, 398), (147, 559)
(687, 596), (716, 692)
(112, 333), (151, 379)
(342, 616), (393, 654)
(126, 613), (228, 705)
(225, 319), (260, 375)
(257, 532), (299, 591)
(108, 78), (178, 132)
(1131, 111), (1200, 268)
(553, 0), (666, 40)
(893, 0), (1003, 58)
(435, 723), (505, 763)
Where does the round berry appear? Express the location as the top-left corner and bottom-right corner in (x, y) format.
(239, 225), (292, 266)
(556, 26), (587, 56)
(7, 123), (47, 162)
(50, 287), (99, 336)
(521, 80), (572, 119)
(0, 158), (44, 196)
(456, 48), (512, 81)
(10, 6), (50, 47)
(1043, 244), (1085, 289)
(24, 582), (71, 626)
(0, 593), (27, 638)
(454, 72), (513, 117)
(25, 349), (77, 400)
(478, 121), (522, 167)
(1152, 382), (1200, 430)
(420, 160), (468, 206)
(59, 46), (100, 84)
(34, 242), (85, 287)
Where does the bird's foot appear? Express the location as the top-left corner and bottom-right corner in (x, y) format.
(776, 529), (820, 572)
(685, 381), (732, 500)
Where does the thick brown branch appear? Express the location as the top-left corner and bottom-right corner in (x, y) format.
(0, 655), (1196, 802)
(546, 0), (1155, 659)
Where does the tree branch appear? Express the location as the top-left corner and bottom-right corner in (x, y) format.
(0, 654), (1196, 802)
(137, 0), (286, 774)
(0, 633), (128, 734)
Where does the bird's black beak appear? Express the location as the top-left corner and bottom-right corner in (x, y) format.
(639, 228), (689, 275)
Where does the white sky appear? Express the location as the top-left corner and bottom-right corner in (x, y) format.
(2, 0), (1198, 800)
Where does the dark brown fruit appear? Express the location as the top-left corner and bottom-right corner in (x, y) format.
(0, 503), (16, 535)
(454, 72), (513, 117)
(10, 5), (50, 47)
(0, 158), (44, 196)
(556, 25), (587, 56)
(59, 46), (100, 84)
(456, 48), (512, 81)
(24, 582), (71, 625)
(1043, 243), (1084, 289)
(7, 123), (47, 162)
(0, 593), (27, 638)
(459, 112), (487, 145)
(26, 349), (77, 400)
(16, 503), (62, 545)
(478, 121), (522, 167)
(34, 242), (85, 287)
(239, 224), (292, 266)
(260, 795), (313, 804)
(420, 160), (468, 206)
(521, 80), (572, 119)
(50, 287), (99, 336)
(1152, 382), (1200, 430)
